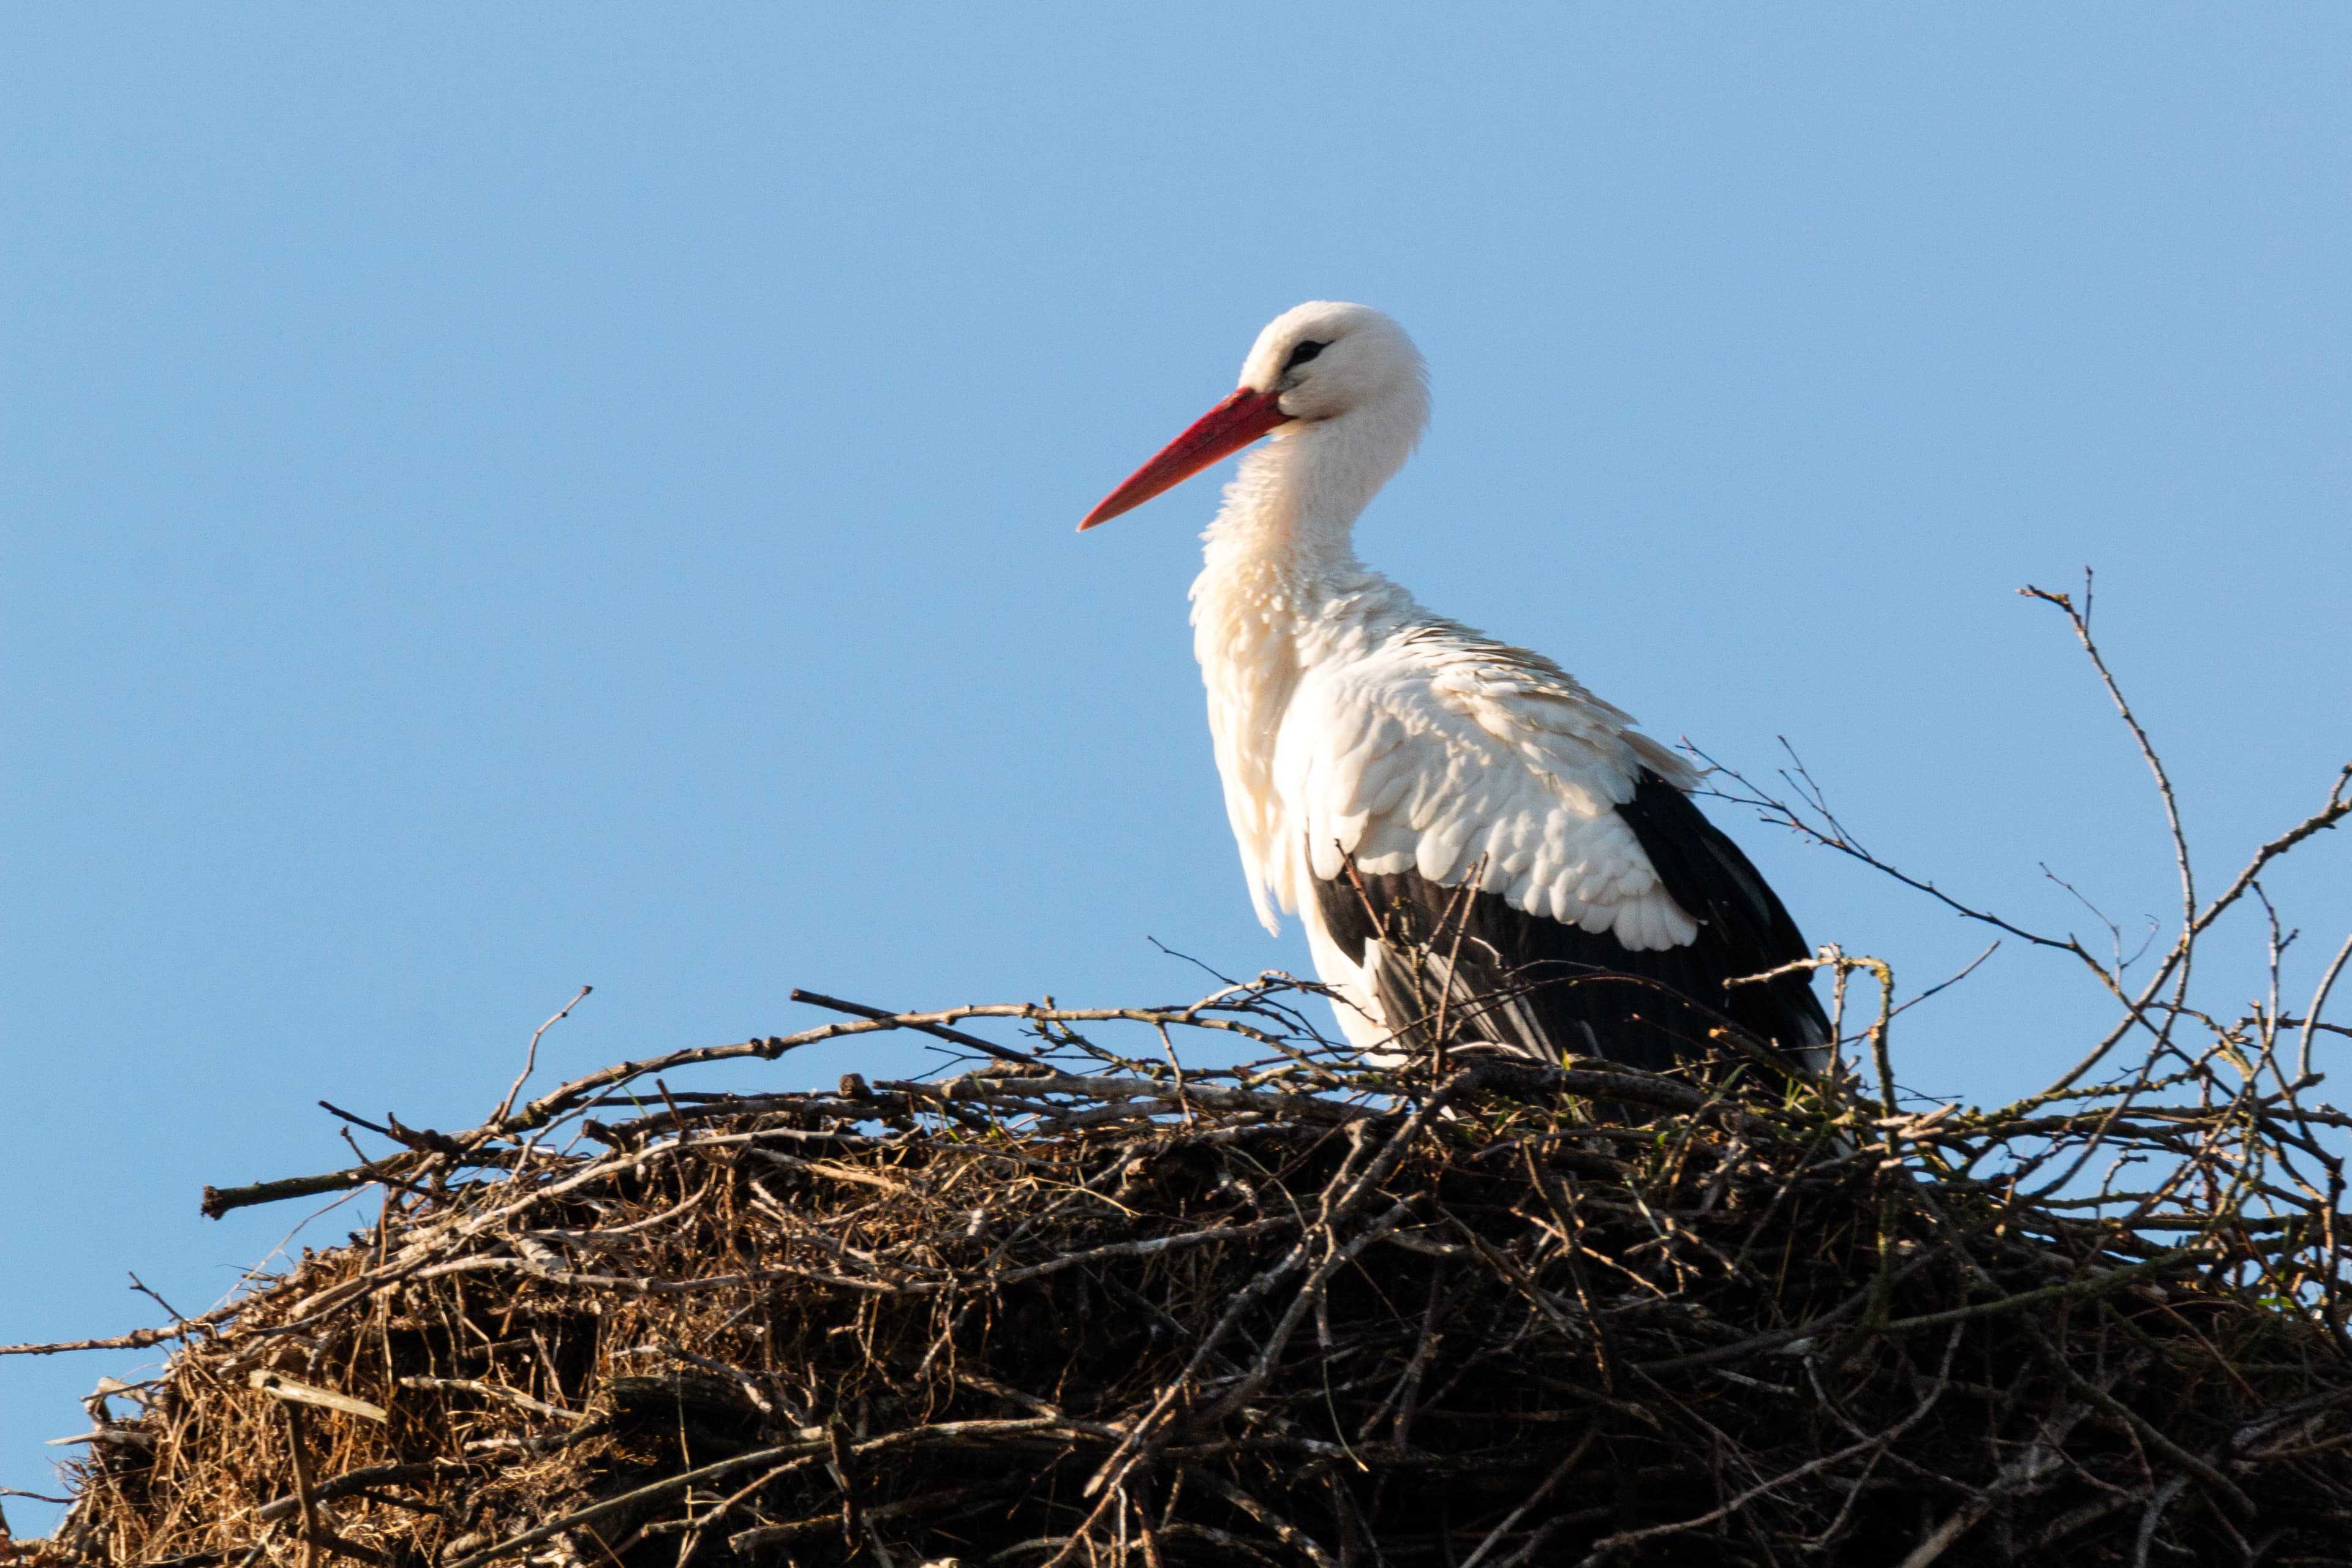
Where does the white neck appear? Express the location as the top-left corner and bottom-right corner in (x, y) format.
(1189, 399), (1427, 929)
(1199, 397), (1422, 580)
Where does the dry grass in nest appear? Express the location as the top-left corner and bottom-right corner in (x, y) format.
(13, 963), (2352, 1568)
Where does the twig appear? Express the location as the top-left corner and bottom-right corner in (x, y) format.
(494, 985), (593, 1125)
(791, 987), (1039, 1065)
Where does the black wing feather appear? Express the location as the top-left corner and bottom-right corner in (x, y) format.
(1312, 769), (1828, 1076)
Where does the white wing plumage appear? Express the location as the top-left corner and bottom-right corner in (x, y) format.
(1267, 624), (1702, 953)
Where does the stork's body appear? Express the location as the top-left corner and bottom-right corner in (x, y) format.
(1085, 303), (1829, 1074)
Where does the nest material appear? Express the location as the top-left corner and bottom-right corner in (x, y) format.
(23, 978), (2352, 1568)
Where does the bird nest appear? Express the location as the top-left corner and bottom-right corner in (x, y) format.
(17, 949), (2352, 1568)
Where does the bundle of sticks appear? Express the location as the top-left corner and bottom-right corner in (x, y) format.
(19, 949), (2352, 1568)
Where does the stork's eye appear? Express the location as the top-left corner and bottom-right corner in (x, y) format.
(1283, 341), (1326, 371)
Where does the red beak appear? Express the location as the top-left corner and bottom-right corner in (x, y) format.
(1079, 386), (1294, 530)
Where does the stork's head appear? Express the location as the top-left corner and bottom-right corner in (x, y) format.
(1080, 301), (1428, 530)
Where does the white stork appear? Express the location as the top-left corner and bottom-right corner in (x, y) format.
(1081, 301), (1830, 1076)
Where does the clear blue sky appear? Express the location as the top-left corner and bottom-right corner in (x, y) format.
(5, 7), (2347, 1526)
